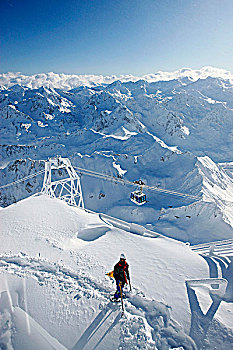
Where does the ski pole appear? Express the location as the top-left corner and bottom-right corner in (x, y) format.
(129, 279), (132, 292)
(119, 282), (124, 315)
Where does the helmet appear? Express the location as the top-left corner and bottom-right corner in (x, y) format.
(120, 253), (126, 260)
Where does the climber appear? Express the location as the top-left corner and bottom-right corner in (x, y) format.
(113, 253), (130, 300)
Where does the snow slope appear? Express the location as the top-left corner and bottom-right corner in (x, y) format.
(0, 195), (233, 349)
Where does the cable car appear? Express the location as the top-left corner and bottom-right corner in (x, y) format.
(130, 191), (146, 205)
(130, 180), (147, 205)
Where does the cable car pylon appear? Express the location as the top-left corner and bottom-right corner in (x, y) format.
(41, 156), (84, 208)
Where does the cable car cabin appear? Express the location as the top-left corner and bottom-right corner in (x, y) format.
(130, 191), (146, 205)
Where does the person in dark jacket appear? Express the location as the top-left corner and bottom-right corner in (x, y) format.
(113, 253), (130, 300)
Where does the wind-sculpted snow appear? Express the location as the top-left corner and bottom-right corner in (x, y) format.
(0, 252), (198, 350)
(0, 196), (199, 349)
(0, 195), (232, 349)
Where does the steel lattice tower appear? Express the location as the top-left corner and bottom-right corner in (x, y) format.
(41, 156), (84, 208)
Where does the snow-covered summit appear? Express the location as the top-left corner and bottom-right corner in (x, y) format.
(1, 194), (232, 349)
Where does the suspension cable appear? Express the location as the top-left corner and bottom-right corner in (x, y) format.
(74, 166), (201, 201)
(1, 165), (230, 211)
(0, 170), (45, 189)
(75, 167), (226, 209)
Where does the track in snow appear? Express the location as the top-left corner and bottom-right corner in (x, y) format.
(0, 253), (197, 350)
(0, 253), (109, 301)
(191, 239), (233, 257)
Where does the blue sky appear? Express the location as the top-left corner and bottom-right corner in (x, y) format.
(0, 0), (233, 75)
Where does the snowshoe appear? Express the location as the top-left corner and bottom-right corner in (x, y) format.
(110, 293), (127, 302)
(110, 295), (121, 302)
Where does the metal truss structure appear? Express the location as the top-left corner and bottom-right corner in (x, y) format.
(41, 156), (84, 208)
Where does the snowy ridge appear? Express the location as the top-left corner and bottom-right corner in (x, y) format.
(0, 195), (207, 350)
(0, 252), (197, 350)
(0, 195), (232, 349)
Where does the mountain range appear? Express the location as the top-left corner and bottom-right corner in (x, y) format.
(0, 67), (233, 244)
